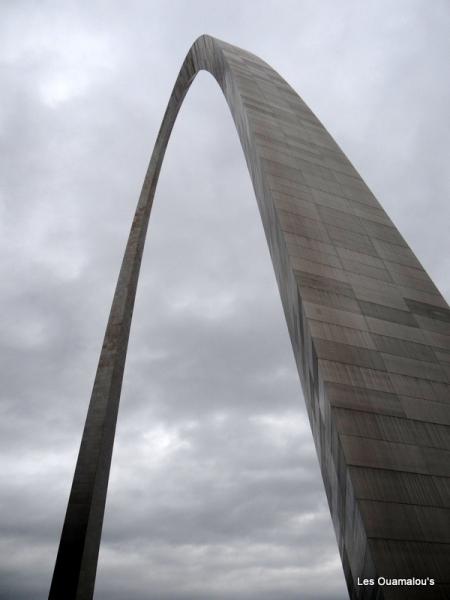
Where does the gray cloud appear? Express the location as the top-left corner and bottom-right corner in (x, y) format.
(0, 1), (449, 599)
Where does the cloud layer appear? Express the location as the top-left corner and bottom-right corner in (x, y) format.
(1, 1), (449, 598)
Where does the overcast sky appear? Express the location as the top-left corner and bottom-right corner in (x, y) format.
(1, 1), (449, 599)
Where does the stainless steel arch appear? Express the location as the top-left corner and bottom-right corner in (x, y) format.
(49, 35), (450, 600)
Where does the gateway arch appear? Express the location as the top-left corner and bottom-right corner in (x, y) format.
(49, 35), (450, 600)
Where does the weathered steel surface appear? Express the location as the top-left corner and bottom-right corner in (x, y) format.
(49, 35), (450, 599)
